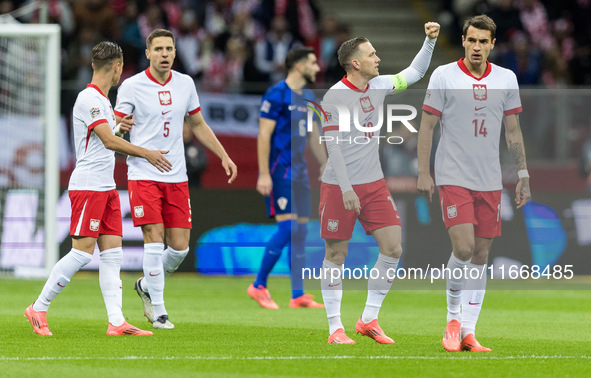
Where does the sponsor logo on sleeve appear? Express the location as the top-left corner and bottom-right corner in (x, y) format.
(260, 100), (271, 113)
(90, 107), (101, 119)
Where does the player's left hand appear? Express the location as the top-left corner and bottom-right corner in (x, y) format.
(425, 22), (440, 39)
(222, 156), (238, 184)
(515, 178), (531, 209)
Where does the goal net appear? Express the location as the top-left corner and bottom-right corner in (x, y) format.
(0, 22), (60, 277)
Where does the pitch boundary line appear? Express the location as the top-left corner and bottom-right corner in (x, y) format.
(1, 355), (590, 361)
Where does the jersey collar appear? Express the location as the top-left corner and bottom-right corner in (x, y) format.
(144, 68), (173, 86)
(86, 83), (108, 98)
(341, 75), (369, 93)
(457, 58), (491, 81)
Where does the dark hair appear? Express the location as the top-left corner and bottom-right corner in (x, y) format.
(92, 41), (123, 70)
(337, 37), (369, 72)
(463, 14), (496, 40)
(285, 46), (315, 71)
(146, 29), (175, 49)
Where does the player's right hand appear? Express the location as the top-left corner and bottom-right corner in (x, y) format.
(256, 174), (273, 196)
(417, 173), (435, 202)
(119, 113), (135, 134)
(146, 150), (172, 172)
(342, 190), (360, 215)
(425, 22), (440, 39)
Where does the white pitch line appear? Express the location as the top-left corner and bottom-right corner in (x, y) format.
(0, 355), (590, 361)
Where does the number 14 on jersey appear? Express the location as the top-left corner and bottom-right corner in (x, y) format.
(473, 119), (487, 137)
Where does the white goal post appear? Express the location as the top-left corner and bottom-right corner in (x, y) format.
(0, 23), (60, 277)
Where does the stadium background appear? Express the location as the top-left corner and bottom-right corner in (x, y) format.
(0, 0), (590, 276)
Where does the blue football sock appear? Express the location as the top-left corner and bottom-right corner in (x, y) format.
(290, 221), (307, 299)
(253, 219), (291, 288)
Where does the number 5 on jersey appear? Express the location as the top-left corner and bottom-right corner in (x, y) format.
(163, 121), (170, 137)
(473, 119), (487, 137)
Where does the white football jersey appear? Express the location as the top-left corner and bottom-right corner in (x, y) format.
(423, 59), (522, 191)
(115, 69), (201, 182)
(321, 75), (396, 186)
(68, 84), (117, 191)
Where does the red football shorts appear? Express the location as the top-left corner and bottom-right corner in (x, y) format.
(128, 180), (192, 228)
(319, 179), (401, 240)
(438, 185), (501, 238)
(69, 189), (122, 238)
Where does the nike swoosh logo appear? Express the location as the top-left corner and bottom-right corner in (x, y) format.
(474, 106), (486, 111)
(328, 283), (341, 287)
(468, 302), (481, 305)
(149, 272), (161, 277)
(449, 289), (460, 292)
(57, 282), (65, 288)
(387, 280), (394, 283)
(162, 110), (171, 115)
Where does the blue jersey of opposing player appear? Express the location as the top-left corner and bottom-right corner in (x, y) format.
(259, 80), (314, 183)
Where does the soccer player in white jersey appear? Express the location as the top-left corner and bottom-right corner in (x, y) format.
(417, 15), (531, 352)
(319, 22), (440, 344)
(25, 41), (172, 336)
(114, 29), (237, 329)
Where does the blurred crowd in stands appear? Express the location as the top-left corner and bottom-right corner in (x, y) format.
(439, 0), (591, 86)
(0, 0), (352, 94)
(1, 0), (590, 94)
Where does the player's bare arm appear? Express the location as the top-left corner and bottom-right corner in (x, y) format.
(93, 122), (172, 172)
(187, 112), (238, 184)
(504, 113), (531, 208)
(416, 110), (439, 201)
(308, 121), (328, 179)
(256, 117), (276, 196)
(424, 22), (440, 39)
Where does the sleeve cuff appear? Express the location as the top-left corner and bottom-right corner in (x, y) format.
(88, 119), (108, 132)
(422, 104), (442, 117)
(504, 106), (522, 116)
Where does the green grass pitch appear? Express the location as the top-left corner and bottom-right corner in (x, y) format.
(1, 273), (590, 377)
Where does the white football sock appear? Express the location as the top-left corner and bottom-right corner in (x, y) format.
(33, 248), (92, 312)
(461, 263), (487, 339)
(99, 247), (125, 326)
(362, 254), (399, 323)
(446, 252), (470, 322)
(143, 243), (167, 318)
(321, 259), (344, 335)
(162, 246), (189, 277)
